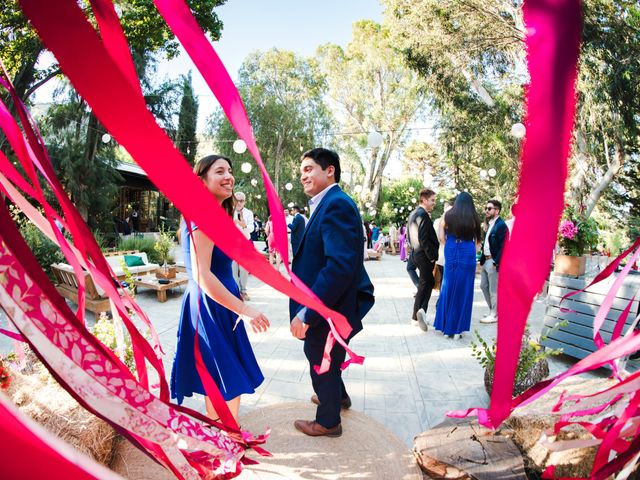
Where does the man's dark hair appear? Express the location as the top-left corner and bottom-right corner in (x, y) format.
(487, 199), (502, 212)
(419, 188), (436, 201)
(445, 192), (481, 242)
(301, 148), (341, 183)
(291, 205), (303, 213)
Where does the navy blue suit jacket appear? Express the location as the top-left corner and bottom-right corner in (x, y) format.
(288, 213), (306, 257)
(480, 217), (508, 268)
(289, 185), (374, 337)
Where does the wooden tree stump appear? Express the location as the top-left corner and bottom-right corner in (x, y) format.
(413, 417), (526, 480)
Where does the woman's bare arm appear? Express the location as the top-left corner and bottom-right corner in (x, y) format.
(190, 229), (269, 332)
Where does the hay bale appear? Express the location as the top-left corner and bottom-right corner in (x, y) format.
(6, 366), (118, 466)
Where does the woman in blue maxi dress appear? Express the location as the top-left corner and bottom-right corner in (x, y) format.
(433, 192), (481, 338)
(170, 155), (270, 422)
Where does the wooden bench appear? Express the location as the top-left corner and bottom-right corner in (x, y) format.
(52, 264), (112, 314)
(541, 272), (640, 371)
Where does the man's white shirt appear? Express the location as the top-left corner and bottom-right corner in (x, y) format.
(483, 218), (496, 256)
(308, 183), (339, 219)
(237, 207), (254, 239)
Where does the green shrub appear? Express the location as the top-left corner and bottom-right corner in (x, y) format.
(17, 218), (64, 279)
(92, 313), (135, 373)
(470, 325), (565, 387)
(153, 225), (175, 265)
(117, 236), (161, 263)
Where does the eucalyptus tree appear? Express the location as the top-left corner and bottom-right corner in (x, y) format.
(383, 0), (526, 207)
(208, 48), (332, 214)
(572, 0), (640, 224)
(316, 20), (429, 208)
(384, 0), (640, 235)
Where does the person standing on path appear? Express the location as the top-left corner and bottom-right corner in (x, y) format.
(479, 199), (508, 324)
(388, 223), (398, 255)
(232, 192), (254, 301)
(288, 205), (306, 257)
(434, 200), (453, 282)
(170, 155), (270, 424)
(399, 223), (407, 261)
(433, 192), (481, 338)
(289, 148), (374, 438)
(408, 188), (439, 331)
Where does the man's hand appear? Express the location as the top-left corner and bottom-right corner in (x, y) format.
(290, 316), (309, 339)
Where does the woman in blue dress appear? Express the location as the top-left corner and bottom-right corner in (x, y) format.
(433, 192), (481, 339)
(171, 155), (270, 423)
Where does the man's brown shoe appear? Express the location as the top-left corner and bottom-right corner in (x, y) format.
(294, 419), (342, 437)
(310, 394), (352, 409)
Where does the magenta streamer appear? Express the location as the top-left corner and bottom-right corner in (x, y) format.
(484, 0), (582, 428)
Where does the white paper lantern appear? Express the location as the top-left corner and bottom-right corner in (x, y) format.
(287, 202), (294, 208)
(488, 168), (497, 178)
(233, 139), (247, 154)
(359, 210), (364, 215)
(354, 185), (363, 193)
(101, 133), (111, 144)
(370, 209), (377, 216)
(367, 131), (383, 148)
(256, 194), (261, 199)
(409, 186), (415, 193)
(250, 179), (258, 187)
(394, 208), (398, 213)
(510, 122), (526, 139)
(285, 182), (293, 191)
(411, 198), (417, 204)
(241, 162), (252, 173)
(480, 169), (488, 179)
(365, 202), (372, 208)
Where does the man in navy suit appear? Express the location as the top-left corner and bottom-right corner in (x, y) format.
(289, 148), (374, 438)
(288, 205), (306, 256)
(479, 199), (509, 324)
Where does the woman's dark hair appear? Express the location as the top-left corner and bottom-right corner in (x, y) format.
(444, 192), (481, 242)
(194, 154), (235, 217)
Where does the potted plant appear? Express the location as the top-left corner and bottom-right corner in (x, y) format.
(555, 204), (599, 276)
(470, 327), (563, 397)
(154, 226), (176, 279)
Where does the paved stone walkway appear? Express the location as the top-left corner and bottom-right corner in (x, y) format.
(0, 243), (593, 448)
(152, 245), (575, 446)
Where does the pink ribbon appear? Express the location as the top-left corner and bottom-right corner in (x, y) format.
(17, 0), (361, 381)
(0, 394), (122, 480)
(482, 0), (583, 428)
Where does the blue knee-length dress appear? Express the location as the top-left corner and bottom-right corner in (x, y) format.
(170, 222), (264, 403)
(433, 234), (476, 336)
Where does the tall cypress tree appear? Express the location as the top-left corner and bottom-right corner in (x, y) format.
(176, 71), (199, 165)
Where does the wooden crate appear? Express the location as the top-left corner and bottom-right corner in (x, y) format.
(541, 272), (640, 371)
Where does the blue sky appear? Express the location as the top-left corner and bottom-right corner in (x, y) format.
(33, 1), (383, 131)
(159, 0), (384, 130)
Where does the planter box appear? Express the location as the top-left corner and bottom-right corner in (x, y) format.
(155, 266), (176, 279)
(484, 359), (549, 397)
(554, 254), (586, 276)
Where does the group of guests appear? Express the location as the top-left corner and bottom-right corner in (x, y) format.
(404, 189), (508, 338)
(171, 148), (374, 438)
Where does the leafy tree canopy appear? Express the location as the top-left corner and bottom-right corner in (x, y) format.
(207, 48), (332, 220)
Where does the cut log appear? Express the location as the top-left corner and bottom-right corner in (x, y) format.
(414, 417), (526, 480)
